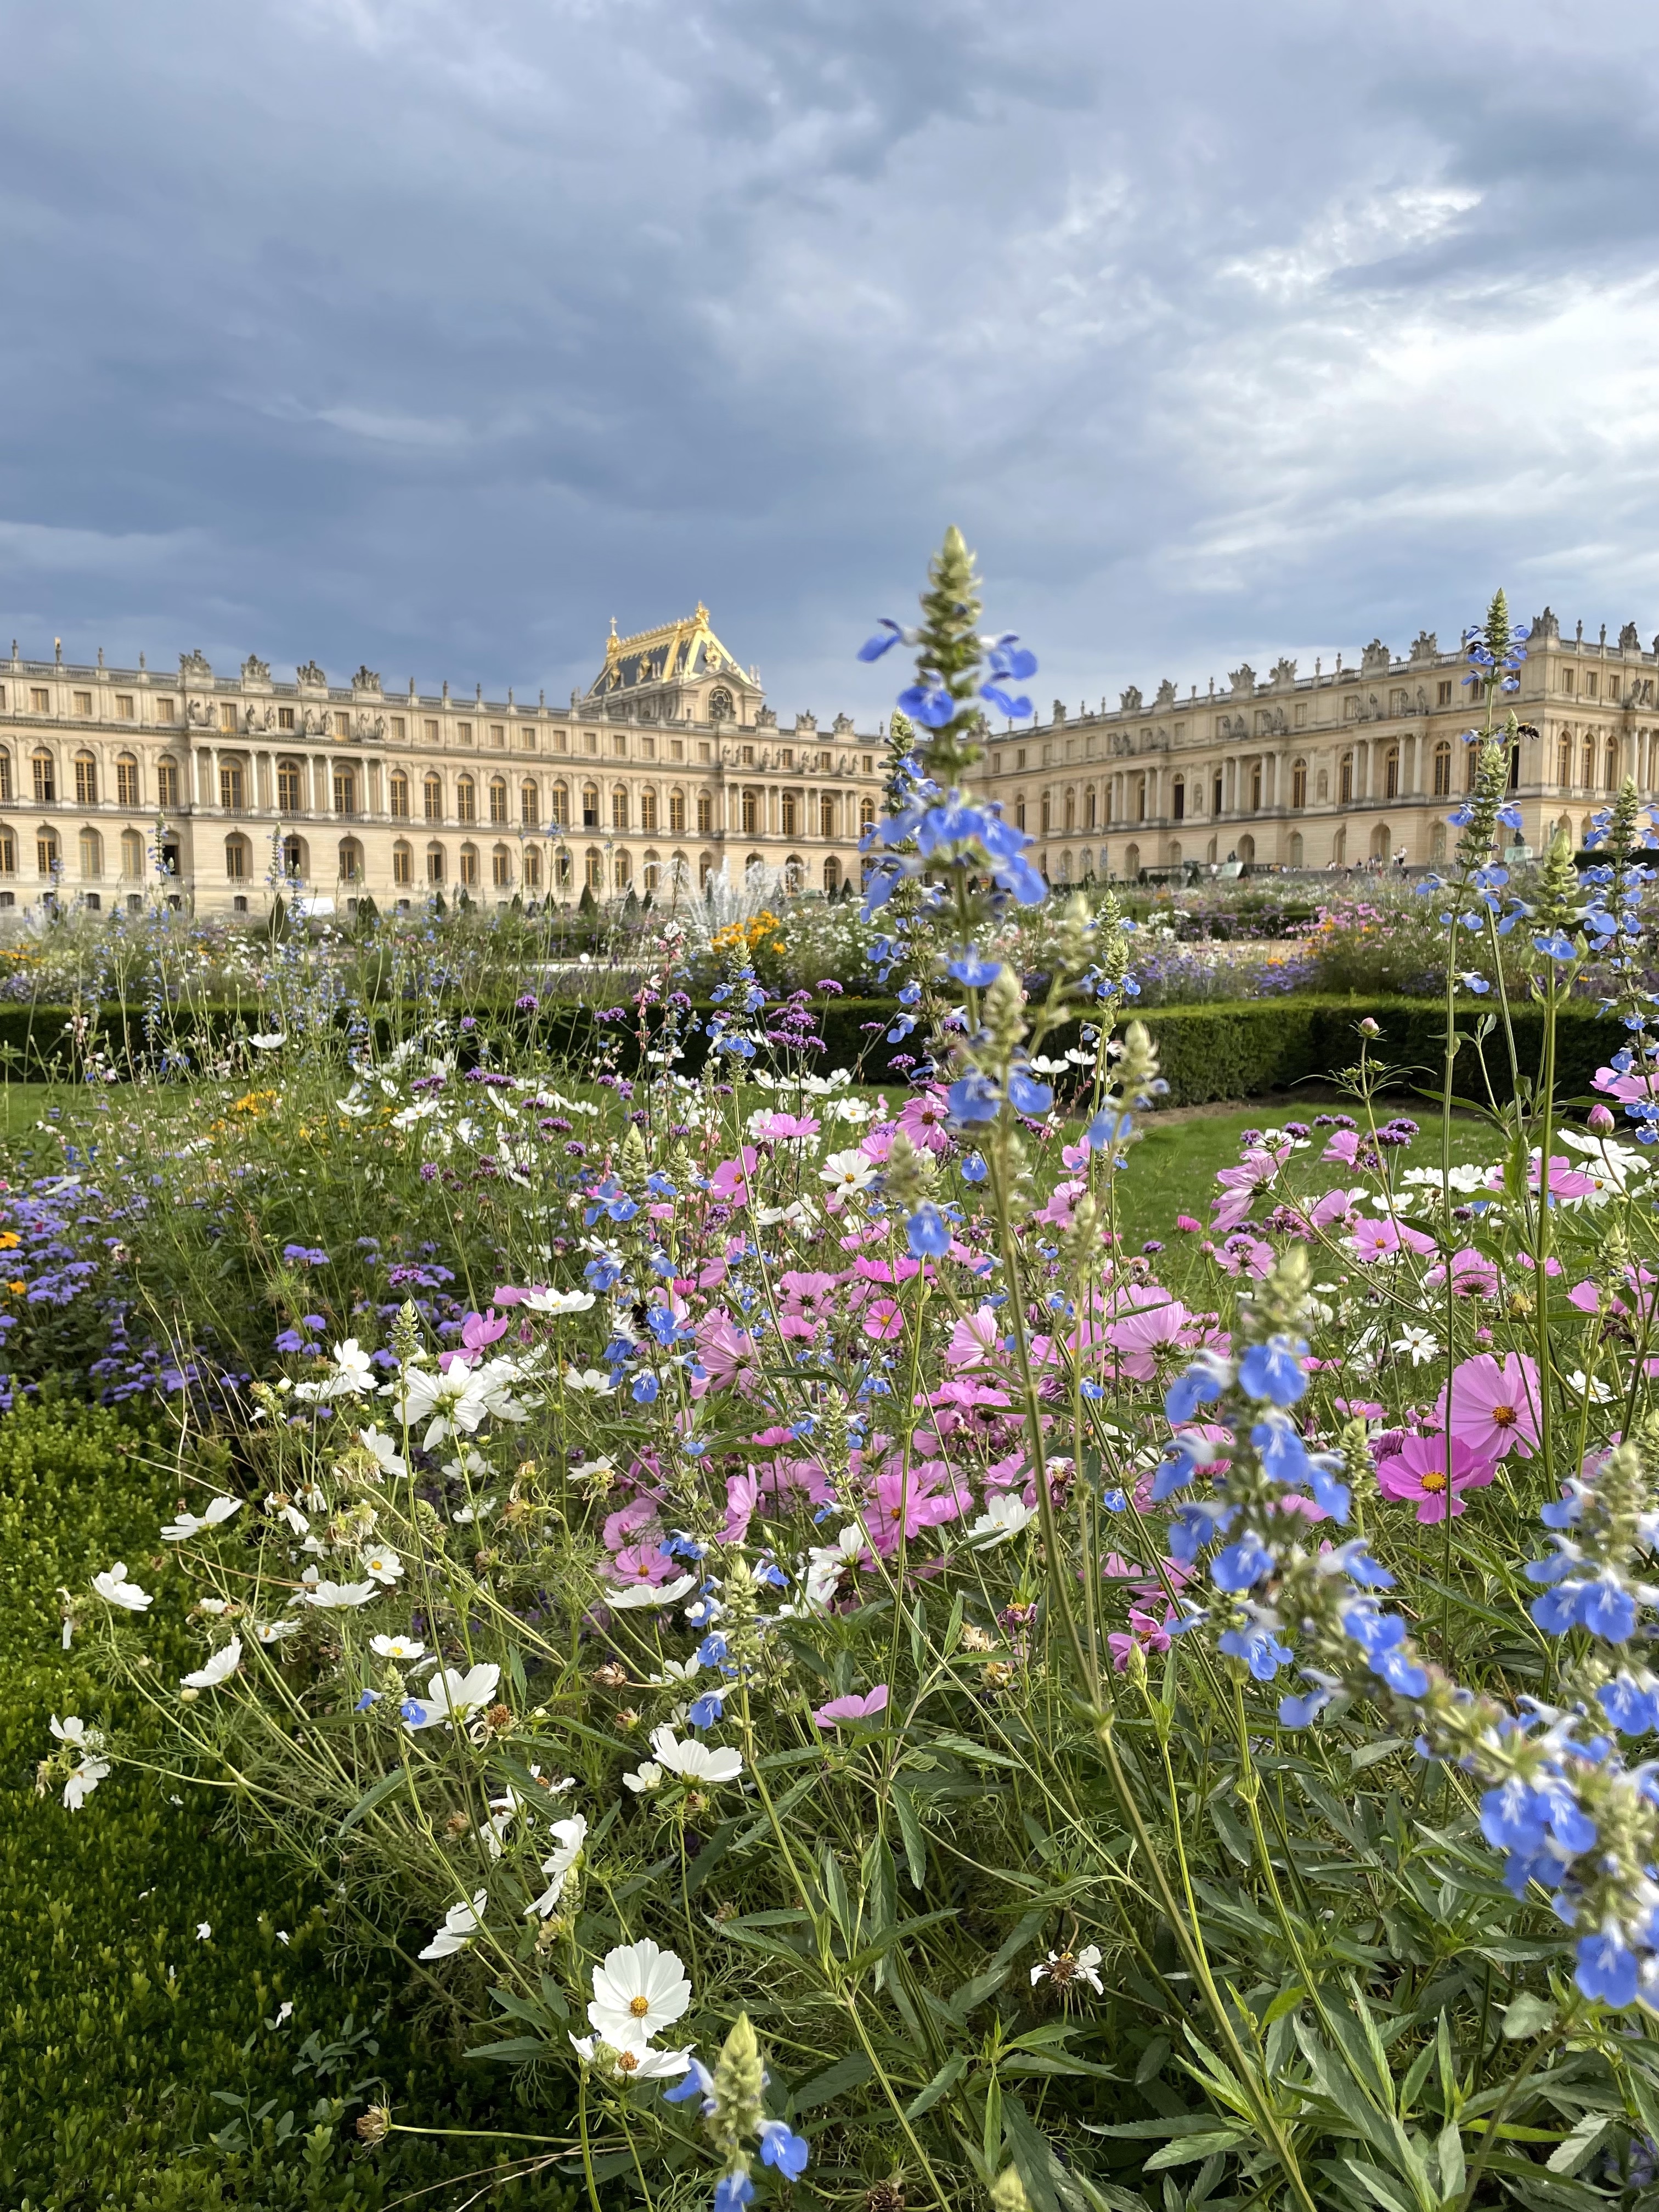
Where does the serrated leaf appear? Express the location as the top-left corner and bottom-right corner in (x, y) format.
(904, 2052), (967, 2121)
(1501, 1991), (1555, 2039)
(793, 2051), (874, 2111)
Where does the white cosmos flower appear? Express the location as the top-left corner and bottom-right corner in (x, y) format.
(370, 1633), (425, 1661)
(1391, 1325), (1441, 1366)
(361, 1545), (404, 1585)
(1030, 1943), (1105, 1995)
(293, 1575), (379, 1610)
(181, 1636), (243, 1690)
(1567, 1368), (1616, 1406)
(419, 1890), (488, 1960)
(256, 1619), (301, 1643)
(567, 2034), (691, 2079)
(248, 1032), (286, 1050)
(645, 1725), (743, 1784)
(523, 1288), (596, 1315)
(402, 1662), (500, 1732)
(50, 1714), (110, 1809)
(524, 1815), (589, 1918)
(623, 1760), (664, 1794)
(563, 1366), (616, 1395)
(603, 1573), (698, 1611)
(803, 1523), (866, 1609)
(293, 1338), (376, 1403)
(161, 1496), (242, 1542)
(966, 1492), (1037, 1547)
(587, 1938), (692, 2047)
(357, 1426), (408, 1479)
(92, 1562), (152, 1612)
(820, 1149), (877, 1198)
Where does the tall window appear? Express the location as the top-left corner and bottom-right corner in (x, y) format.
(1172, 776), (1185, 822)
(1085, 786), (1097, 829)
(707, 687), (733, 723)
(393, 842), (413, 885)
(424, 774), (443, 822)
(1384, 746), (1400, 799)
(781, 791), (798, 836)
(741, 789), (758, 834)
(0, 750), (9, 802)
(1558, 733), (1572, 787)
(1339, 752), (1354, 804)
(333, 767), (357, 815)
(1606, 738), (1619, 789)
(859, 797), (875, 834)
(220, 761), (245, 810)
(121, 828), (145, 878)
(32, 752), (55, 804)
(492, 845), (512, 887)
(79, 827), (103, 879)
(697, 794), (713, 834)
(455, 776), (476, 823)
(1250, 761), (1262, 811)
(427, 844), (445, 884)
(224, 834), (249, 880)
(282, 833), (305, 878)
(550, 782), (568, 828)
(586, 850), (603, 890)
(582, 783), (600, 828)
(1582, 735), (1595, 787)
(521, 780), (538, 827)
(489, 778), (508, 824)
(37, 827), (59, 877)
(338, 839), (364, 882)
(818, 793), (833, 838)
(614, 849), (631, 890)
(0, 827), (16, 876)
(612, 785), (629, 830)
(116, 754), (139, 806)
(1434, 739), (1453, 795)
(522, 847), (541, 890)
(279, 760), (305, 812)
(640, 788), (657, 832)
(75, 754), (98, 804)
(390, 770), (410, 818)
(459, 844), (479, 887)
(1291, 758), (1307, 809)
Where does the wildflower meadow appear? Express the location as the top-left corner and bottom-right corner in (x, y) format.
(18, 535), (1659, 2211)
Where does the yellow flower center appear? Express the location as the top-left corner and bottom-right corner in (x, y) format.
(1491, 1403), (1516, 1427)
(1420, 1471), (1447, 1493)
(629, 1994), (651, 2017)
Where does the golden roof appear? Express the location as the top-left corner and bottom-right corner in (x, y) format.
(587, 604), (746, 697)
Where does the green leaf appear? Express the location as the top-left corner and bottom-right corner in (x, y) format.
(1436, 2121), (1465, 2202)
(1546, 2113), (1611, 2176)
(893, 1783), (928, 1891)
(1002, 2094), (1065, 2212)
(462, 2035), (554, 2063)
(1500, 1992), (1555, 2040)
(335, 1763), (408, 1838)
(1142, 2130), (1245, 2172)
(792, 2051), (875, 2112)
(904, 2053), (968, 2121)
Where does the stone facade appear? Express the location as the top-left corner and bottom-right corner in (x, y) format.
(981, 611), (1659, 881)
(0, 607), (885, 916)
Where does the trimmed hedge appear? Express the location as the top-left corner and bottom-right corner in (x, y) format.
(0, 991), (1629, 1107)
(0, 1401), (569, 2209)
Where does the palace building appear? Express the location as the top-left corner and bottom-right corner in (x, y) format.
(981, 611), (1659, 883)
(0, 606), (885, 917)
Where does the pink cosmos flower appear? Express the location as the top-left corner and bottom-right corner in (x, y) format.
(812, 1685), (890, 1727)
(693, 1311), (760, 1396)
(1308, 1186), (1361, 1229)
(868, 1464), (968, 1549)
(1350, 1216), (1437, 1262)
(1425, 1248), (1499, 1298)
(947, 1307), (1000, 1369)
(719, 1471), (759, 1545)
(1321, 1127), (1361, 1165)
(1108, 1609), (1172, 1672)
(1105, 1297), (1190, 1380)
(708, 1148), (758, 1205)
(1432, 1352), (1541, 1460)
(1594, 1063), (1659, 1105)
(1034, 1178), (1085, 1230)
(1376, 1432), (1497, 1522)
(1175, 1215), (1203, 1233)
(602, 1496), (662, 1553)
(862, 1298), (904, 1341)
(610, 1542), (679, 1586)
(751, 1111), (821, 1143)
(1527, 1154), (1598, 1200)
(896, 1090), (953, 1154)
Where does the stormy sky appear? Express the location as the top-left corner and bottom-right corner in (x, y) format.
(3, 0), (1658, 723)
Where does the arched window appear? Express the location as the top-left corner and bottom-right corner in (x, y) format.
(697, 794), (713, 834)
(640, 787), (658, 832)
(1582, 735), (1595, 787)
(1558, 733), (1572, 787)
(32, 751), (55, 804)
(424, 773), (443, 822)
(819, 793), (834, 838)
(426, 843), (446, 884)
(459, 843), (479, 888)
(1465, 744), (1478, 794)
(337, 838), (364, 883)
(0, 749), (11, 802)
(75, 753), (98, 805)
(1370, 823), (1391, 862)
(707, 687), (733, 724)
(1434, 739), (1453, 796)
(612, 785), (629, 830)
(1136, 778), (1147, 823)
(585, 849), (603, 890)
(613, 849), (631, 890)
(224, 833), (250, 881)
(79, 826), (103, 878)
(582, 783), (600, 828)
(781, 791), (798, 837)
(1041, 793), (1052, 834)
(120, 828), (145, 879)
(1384, 745), (1400, 799)
(823, 855), (841, 894)
(222, 759), (247, 810)
(455, 775), (476, 824)
(281, 833), (307, 879)
(393, 840), (413, 886)
(741, 789), (758, 835)
(1333, 825), (1347, 864)
(859, 797), (876, 834)
(1124, 842), (1140, 877)
(332, 765), (356, 815)
(555, 848), (573, 890)
(1085, 785), (1097, 829)
(671, 789), (687, 835)
(388, 769), (410, 819)
(492, 845), (512, 887)
(1250, 760), (1263, 811)
(1063, 788), (1075, 832)
(1237, 833), (1256, 864)
(550, 781), (569, 828)
(1291, 758), (1307, 809)
(116, 754), (139, 806)
(1339, 752), (1353, 805)
(1288, 830), (1304, 867)
(1431, 822), (1447, 864)
(279, 759), (306, 813)
(522, 846), (541, 890)
(0, 824), (15, 876)
(1606, 737), (1619, 789)
(489, 778), (509, 825)
(1172, 776), (1185, 822)
(521, 780), (539, 827)
(642, 850), (660, 891)
(784, 853), (804, 889)
(698, 853), (715, 888)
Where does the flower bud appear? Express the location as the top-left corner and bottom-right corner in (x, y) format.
(1358, 1017), (1381, 1039)
(990, 2170), (1032, 2212)
(1588, 1103), (1616, 1135)
(357, 2104), (391, 2146)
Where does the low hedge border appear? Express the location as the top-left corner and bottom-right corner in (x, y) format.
(0, 992), (1625, 1107)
